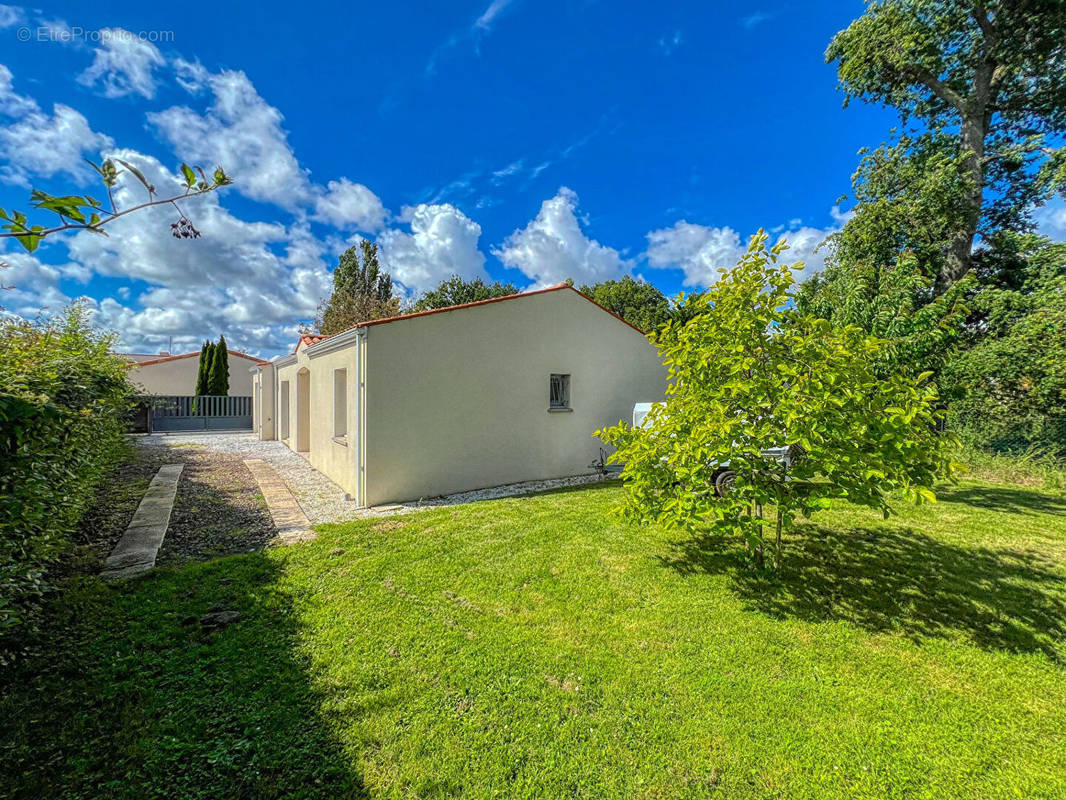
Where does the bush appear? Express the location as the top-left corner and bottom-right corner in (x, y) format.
(0, 304), (133, 660)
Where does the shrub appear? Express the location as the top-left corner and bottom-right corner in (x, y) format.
(0, 304), (133, 660)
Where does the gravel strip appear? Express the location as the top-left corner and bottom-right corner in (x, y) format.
(156, 450), (276, 566)
(137, 433), (616, 523)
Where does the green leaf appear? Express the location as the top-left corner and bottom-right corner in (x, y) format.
(116, 159), (156, 195)
(180, 163), (197, 188)
(18, 232), (40, 253)
(213, 166), (233, 186)
(83, 157), (105, 177)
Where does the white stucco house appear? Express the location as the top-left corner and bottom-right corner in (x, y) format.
(125, 349), (267, 396)
(251, 284), (667, 508)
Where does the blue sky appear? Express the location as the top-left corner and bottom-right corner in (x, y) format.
(1, 1), (1063, 357)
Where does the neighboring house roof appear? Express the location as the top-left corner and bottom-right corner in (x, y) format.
(292, 284), (645, 354)
(121, 353), (165, 362)
(130, 349), (270, 368)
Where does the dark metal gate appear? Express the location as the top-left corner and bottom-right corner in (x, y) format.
(148, 395), (253, 432)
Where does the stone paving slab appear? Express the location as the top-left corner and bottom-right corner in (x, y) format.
(101, 464), (184, 580)
(244, 459), (316, 544)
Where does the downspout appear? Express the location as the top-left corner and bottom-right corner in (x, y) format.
(356, 327), (367, 507)
(272, 360), (279, 441)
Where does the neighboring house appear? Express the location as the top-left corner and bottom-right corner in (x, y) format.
(125, 350), (267, 396)
(250, 284), (667, 507)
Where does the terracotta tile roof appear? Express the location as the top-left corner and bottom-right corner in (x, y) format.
(292, 283), (645, 353)
(130, 349), (270, 368)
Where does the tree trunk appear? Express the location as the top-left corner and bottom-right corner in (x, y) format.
(937, 57), (992, 292)
(938, 112), (985, 291)
(754, 503), (765, 569)
(774, 507), (783, 570)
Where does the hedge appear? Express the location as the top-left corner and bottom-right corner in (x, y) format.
(0, 305), (133, 661)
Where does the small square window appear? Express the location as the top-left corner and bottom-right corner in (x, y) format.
(549, 373), (571, 410)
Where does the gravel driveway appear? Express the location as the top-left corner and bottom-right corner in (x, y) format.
(137, 432), (612, 524)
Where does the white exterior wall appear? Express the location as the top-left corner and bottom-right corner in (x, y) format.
(252, 363), (276, 440)
(361, 288), (666, 505)
(129, 352), (259, 396)
(274, 338), (364, 501)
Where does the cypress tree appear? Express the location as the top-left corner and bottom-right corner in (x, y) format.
(195, 340), (211, 396)
(207, 335), (230, 396)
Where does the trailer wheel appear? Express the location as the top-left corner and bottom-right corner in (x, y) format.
(714, 470), (736, 496)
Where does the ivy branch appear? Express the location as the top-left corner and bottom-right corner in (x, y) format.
(0, 159), (233, 253)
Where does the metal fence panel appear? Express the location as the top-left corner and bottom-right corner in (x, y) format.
(145, 395), (253, 432)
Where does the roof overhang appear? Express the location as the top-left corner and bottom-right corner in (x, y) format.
(306, 325), (365, 358)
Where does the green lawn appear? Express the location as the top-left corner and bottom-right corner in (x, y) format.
(2, 479), (1065, 799)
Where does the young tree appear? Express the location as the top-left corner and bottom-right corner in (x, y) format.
(598, 233), (953, 569)
(315, 241), (400, 335)
(206, 335), (229, 396)
(413, 275), (518, 311)
(194, 340), (212, 396)
(578, 276), (671, 333)
(827, 0), (1066, 291)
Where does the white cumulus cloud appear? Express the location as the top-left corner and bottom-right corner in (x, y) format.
(57, 150), (332, 355)
(645, 210), (845, 288)
(494, 187), (631, 287)
(314, 178), (387, 232)
(0, 65), (113, 186)
(377, 203), (487, 295)
(77, 29), (166, 99)
(148, 69), (314, 209)
(0, 64), (37, 117)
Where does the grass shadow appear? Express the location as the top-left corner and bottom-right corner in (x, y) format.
(658, 516), (1066, 660)
(0, 553), (367, 798)
(936, 484), (1066, 515)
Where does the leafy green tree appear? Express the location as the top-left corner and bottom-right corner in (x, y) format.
(315, 241), (399, 335)
(206, 335), (229, 396)
(830, 131), (975, 284)
(194, 340), (212, 396)
(577, 276), (671, 333)
(413, 275), (518, 312)
(941, 234), (1066, 453)
(796, 254), (973, 378)
(598, 233), (952, 569)
(827, 0), (1066, 290)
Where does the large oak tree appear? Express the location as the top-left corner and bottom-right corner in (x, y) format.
(827, 0), (1066, 290)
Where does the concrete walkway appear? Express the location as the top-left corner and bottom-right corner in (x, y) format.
(102, 464), (184, 580)
(244, 459), (315, 544)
